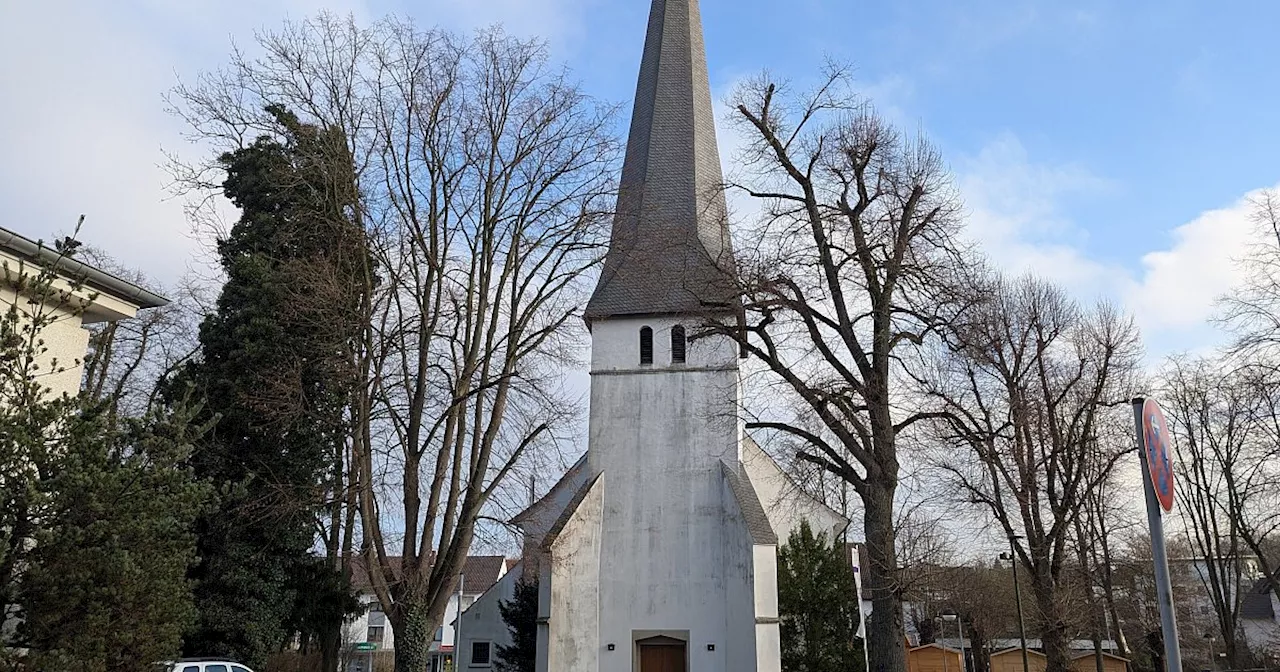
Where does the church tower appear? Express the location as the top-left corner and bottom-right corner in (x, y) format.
(469, 2), (849, 671)
(534, 1), (783, 671)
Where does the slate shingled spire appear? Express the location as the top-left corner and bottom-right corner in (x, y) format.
(583, 0), (738, 323)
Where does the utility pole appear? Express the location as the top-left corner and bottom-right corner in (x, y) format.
(455, 572), (466, 669)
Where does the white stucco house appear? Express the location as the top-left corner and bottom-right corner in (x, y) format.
(454, 2), (848, 671)
(343, 556), (514, 672)
(0, 225), (167, 400)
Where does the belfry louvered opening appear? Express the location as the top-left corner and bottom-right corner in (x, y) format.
(671, 325), (687, 364)
(640, 326), (654, 365)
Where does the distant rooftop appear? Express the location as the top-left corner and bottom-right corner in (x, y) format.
(350, 554), (510, 596)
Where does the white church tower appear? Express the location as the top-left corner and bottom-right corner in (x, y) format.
(564, 0), (774, 669)
(456, 2), (849, 671)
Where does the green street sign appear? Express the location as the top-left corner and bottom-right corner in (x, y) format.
(354, 643), (378, 652)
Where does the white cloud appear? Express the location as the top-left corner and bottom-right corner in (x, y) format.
(0, 0), (598, 294)
(957, 132), (1263, 360)
(1126, 189), (1259, 332)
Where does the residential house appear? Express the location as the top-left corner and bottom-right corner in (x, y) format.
(1240, 574), (1279, 666)
(1167, 554), (1280, 661)
(344, 556), (513, 672)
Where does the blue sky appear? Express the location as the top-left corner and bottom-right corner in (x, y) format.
(3, 0), (1278, 359)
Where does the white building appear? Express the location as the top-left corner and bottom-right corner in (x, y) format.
(456, 2), (846, 671)
(1, 226), (167, 400)
(343, 556), (513, 672)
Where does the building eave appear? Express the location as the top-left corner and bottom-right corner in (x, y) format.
(0, 226), (169, 310)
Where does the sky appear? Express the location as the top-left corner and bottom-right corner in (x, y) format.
(3, 0), (1280, 361)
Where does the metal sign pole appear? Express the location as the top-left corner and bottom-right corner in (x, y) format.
(1132, 398), (1183, 672)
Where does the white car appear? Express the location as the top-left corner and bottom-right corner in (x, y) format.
(161, 659), (256, 672)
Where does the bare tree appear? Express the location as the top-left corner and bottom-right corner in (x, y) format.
(712, 66), (966, 672)
(170, 15), (618, 671)
(1076, 464), (1140, 660)
(1233, 366), (1280, 594)
(77, 254), (203, 424)
(922, 275), (1140, 672)
(1221, 190), (1280, 358)
(1214, 188), (1280, 607)
(1161, 356), (1279, 668)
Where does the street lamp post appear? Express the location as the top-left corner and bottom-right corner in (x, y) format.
(1001, 537), (1032, 672)
(942, 612), (967, 672)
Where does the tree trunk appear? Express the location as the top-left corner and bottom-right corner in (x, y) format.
(1032, 574), (1072, 672)
(1094, 515), (1129, 658)
(391, 601), (438, 672)
(865, 485), (906, 672)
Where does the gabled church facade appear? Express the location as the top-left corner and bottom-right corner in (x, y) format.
(456, 1), (847, 670)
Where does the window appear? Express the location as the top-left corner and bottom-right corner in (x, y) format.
(232, 667), (251, 672)
(671, 325), (687, 364)
(206, 667), (229, 672)
(471, 641), (492, 667)
(367, 625), (385, 643)
(368, 607), (385, 626)
(182, 667), (199, 672)
(639, 327), (654, 365)
(435, 626), (444, 642)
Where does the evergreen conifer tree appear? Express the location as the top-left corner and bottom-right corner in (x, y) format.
(495, 577), (539, 672)
(1, 234), (209, 671)
(778, 521), (865, 672)
(174, 105), (366, 668)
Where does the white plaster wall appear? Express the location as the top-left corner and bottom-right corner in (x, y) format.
(586, 317), (752, 672)
(536, 561), (553, 672)
(742, 437), (847, 542)
(1, 282), (91, 401)
(720, 472), (760, 672)
(750, 545), (781, 672)
(457, 567), (520, 668)
(754, 622), (782, 672)
(751, 545), (778, 621)
(545, 477), (603, 672)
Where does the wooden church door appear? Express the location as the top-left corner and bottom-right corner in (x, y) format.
(637, 636), (687, 672)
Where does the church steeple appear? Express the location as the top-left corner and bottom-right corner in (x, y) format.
(583, 0), (737, 324)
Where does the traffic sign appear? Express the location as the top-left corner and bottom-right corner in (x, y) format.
(1141, 398), (1176, 512)
(354, 643), (378, 652)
